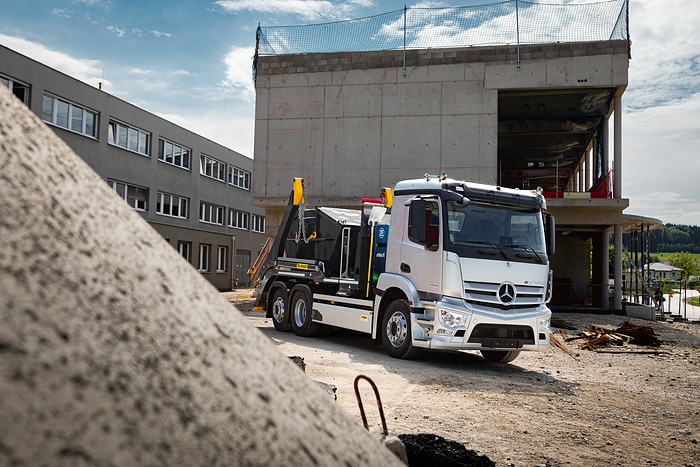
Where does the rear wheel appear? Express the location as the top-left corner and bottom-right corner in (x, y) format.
(382, 299), (422, 359)
(291, 287), (321, 337)
(480, 350), (520, 363)
(270, 287), (291, 332)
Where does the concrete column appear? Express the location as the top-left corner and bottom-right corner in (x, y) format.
(602, 117), (609, 192)
(586, 148), (593, 191)
(614, 223), (623, 311)
(614, 95), (622, 198)
(591, 230), (610, 309)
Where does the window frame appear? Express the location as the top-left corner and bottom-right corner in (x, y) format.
(108, 119), (151, 156)
(229, 166), (251, 190)
(1, 74), (30, 105)
(158, 138), (192, 170)
(156, 191), (189, 219)
(108, 179), (148, 211)
(178, 241), (192, 263)
(200, 154), (226, 182)
(216, 245), (228, 273)
(198, 244), (211, 273)
(228, 209), (250, 230)
(199, 201), (225, 225)
(42, 93), (98, 139)
(251, 214), (266, 234)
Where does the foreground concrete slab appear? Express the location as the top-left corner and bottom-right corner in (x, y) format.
(0, 87), (402, 466)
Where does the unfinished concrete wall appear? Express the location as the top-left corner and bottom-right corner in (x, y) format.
(253, 41), (629, 231)
(0, 87), (402, 466)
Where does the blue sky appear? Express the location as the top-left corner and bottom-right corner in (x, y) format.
(1, 0), (698, 225)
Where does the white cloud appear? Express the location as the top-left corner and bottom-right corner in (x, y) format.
(222, 46), (256, 102)
(150, 30), (171, 38)
(0, 34), (105, 88)
(622, 93), (700, 225)
(625, 0), (700, 110)
(159, 108), (255, 157)
(620, 0), (700, 225)
(214, 0), (374, 21)
(107, 25), (125, 37)
(51, 8), (72, 19)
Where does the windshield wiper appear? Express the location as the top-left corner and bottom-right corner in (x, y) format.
(509, 244), (544, 263)
(464, 240), (509, 260)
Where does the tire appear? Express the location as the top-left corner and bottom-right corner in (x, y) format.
(290, 287), (321, 337)
(480, 349), (520, 363)
(270, 287), (291, 332)
(382, 299), (422, 359)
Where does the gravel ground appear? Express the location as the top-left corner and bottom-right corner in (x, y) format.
(225, 291), (700, 467)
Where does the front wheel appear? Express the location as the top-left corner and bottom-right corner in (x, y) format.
(290, 287), (321, 337)
(382, 299), (422, 359)
(480, 350), (520, 363)
(270, 287), (291, 332)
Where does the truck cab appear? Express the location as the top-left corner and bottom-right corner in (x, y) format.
(375, 176), (554, 362)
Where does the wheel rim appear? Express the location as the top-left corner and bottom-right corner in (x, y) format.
(294, 298), (307, 327)
(386, 311), (407, 348)
(272, 296), (285, 323)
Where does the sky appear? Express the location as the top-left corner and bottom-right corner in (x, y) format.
(1, 0), (698, 226)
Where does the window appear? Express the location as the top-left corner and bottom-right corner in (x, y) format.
(252, 214), (266, 233)
(200, 154), (226, 182)
(217, 246), (228, 273)
(158, 138), (191, 170)
(178, 241), (192, 263)
(156, 191), (189, 219)
(108, 179), (148, 211)
(42, 94), (97, 138)
(108, 120), (150, 156)
(1, 74), (30, 105)
(198, 244), (211, 272)
(229, 209), (249, 230)
(199, 201), (225, 225)
(229, 167), (251, 190)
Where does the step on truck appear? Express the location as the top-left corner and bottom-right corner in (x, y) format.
(253, 174), (555, 363)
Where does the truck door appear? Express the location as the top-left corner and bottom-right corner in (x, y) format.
(403, 198), (443, 295)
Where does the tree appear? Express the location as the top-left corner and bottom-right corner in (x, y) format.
(668, 252), (700, 280)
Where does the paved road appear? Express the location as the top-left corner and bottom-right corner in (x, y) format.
(660, 288), (700, 321)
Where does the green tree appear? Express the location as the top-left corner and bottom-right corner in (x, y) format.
(668, 251), (700, 280)
(609, 244), (626, 272)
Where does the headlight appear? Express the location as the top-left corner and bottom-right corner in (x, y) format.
(538, 318), (550, 334)
(439, 309), (466, 328)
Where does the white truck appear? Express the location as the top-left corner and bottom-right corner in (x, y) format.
(253, 174), (555, 363)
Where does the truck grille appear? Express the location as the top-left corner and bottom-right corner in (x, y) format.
(464, 280), (544, 310)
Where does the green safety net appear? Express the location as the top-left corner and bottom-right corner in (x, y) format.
(255, 0), (628, 56)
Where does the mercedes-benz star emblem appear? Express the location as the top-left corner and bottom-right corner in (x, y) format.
(497, 282), (516, 304)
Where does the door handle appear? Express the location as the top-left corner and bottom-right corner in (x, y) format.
(400, 263), (411, 273)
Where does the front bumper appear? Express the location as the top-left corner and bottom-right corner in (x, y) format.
(412, 296), (551, 352)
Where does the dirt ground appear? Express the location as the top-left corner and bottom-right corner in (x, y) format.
(225, 291), (700, 467)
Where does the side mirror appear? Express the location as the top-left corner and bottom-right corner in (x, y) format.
(545, 213), (555, 255)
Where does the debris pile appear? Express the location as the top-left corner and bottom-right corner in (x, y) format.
(552, 320), (662, 355)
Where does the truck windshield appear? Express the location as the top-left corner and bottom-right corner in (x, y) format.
(445, 201), (547, 263)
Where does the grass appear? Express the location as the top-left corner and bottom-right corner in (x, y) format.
(655, 252), (700, 262)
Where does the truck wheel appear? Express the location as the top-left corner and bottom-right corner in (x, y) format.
(270, 288), (291, 332)
(291, 287), (321, 337)
(480, 350), (520, 363)
(382, 299), (422, 359)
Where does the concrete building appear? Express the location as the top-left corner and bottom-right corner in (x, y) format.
(1, 44), (266, 291)
(251, 4), (661, 312)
